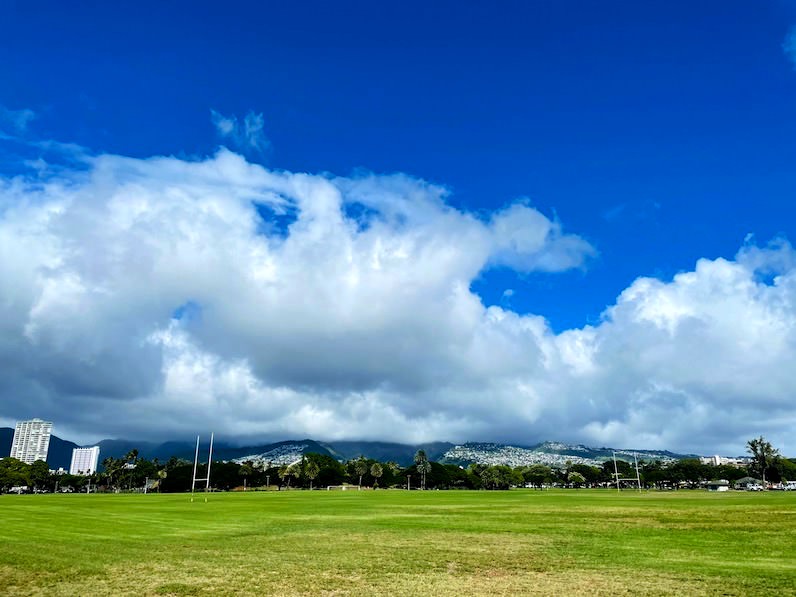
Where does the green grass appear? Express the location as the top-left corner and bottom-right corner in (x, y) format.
(2, 489), (795, 595)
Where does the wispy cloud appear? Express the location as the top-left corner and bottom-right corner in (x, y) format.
(0, 105), (36, 136)
(602, 199), (661, 223)
(602, 203), (627, 222)
(211, 109), (269, 152)
(784, 26), (796, 69)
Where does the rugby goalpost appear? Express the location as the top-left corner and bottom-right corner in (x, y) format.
(612, 451), (642, 492)
(191, 433), (214, 503)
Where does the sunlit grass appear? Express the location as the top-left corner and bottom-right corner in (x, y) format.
(1, 489), (794, 595)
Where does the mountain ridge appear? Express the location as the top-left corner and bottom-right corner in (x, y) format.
(440, 441), (702, 468)
(1, 427), (707, 469)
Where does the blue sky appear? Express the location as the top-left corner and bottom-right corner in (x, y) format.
(4, 1), (795, 329)
(2, 2), (796, 452)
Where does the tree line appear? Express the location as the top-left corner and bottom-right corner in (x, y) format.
(2, 437), (792, 493)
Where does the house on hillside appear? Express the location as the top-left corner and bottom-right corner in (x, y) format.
(706, 480), (729, 492)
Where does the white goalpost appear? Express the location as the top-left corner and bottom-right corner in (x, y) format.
(191, 433), (214, 503)
(612, 451), (642, 492)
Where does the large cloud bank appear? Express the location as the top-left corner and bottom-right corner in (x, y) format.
(1, 149), (794, 454)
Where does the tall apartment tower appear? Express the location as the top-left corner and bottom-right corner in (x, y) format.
(10, 419), (53, 464)
(69, 446), (101, 475)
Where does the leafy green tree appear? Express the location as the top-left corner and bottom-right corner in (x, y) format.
(443, 464), (474, 489)
(204, 461), (243, 491)
(0, 457), (31, 490)
(713, 464), (748, 484)
(165, 456), (187, 472)
(641, 461), (668, 489)
(522, 464), (552, 488)
(601, 459), (633, 485)
(747, 436), (779, 486)
(303, 453), (345, 487)
(29, 460), (52, 491)
(568, 471), (586, 488)
(670, 459), (709, 488)
(132, 458), (158, 489)
(480, 466), (499, 489)
(479, 465), (518, 490)
(569, 464), (601, 485)
(158, 462), (194, 492)
(403, 461), (452, 490)
(778, 458), (796, 482)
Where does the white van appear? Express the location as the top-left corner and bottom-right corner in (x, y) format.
(785, 481), (796, 491)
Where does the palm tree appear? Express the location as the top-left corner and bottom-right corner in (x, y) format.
(414, 450), (430, 490)
(124, 449), (139, 490)
(156, 469), (167, 493)
(353, 458), (368, 488)
(278, 465), (290, 488)
(417, 460), (432, 490)
(305, 461), (320, 490)
(102, 457), (121, 492)
(747, 436), (780, 486)
(239, 463), (254, 491)
(288, 463), (302, 488)
(370, 463), (383, 488)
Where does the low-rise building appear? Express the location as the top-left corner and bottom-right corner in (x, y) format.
(706, 480), (730, 492)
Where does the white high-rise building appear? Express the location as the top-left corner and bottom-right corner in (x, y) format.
(10, 419), (53, 464)
(69, 446), (100, 475)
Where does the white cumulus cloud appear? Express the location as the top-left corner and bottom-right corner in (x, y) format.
(0, 148), (794, 455)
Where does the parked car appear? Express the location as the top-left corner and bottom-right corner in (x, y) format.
(747, 483), (763, 491)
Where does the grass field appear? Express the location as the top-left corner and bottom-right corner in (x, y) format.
(2, 489), (795, 596)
